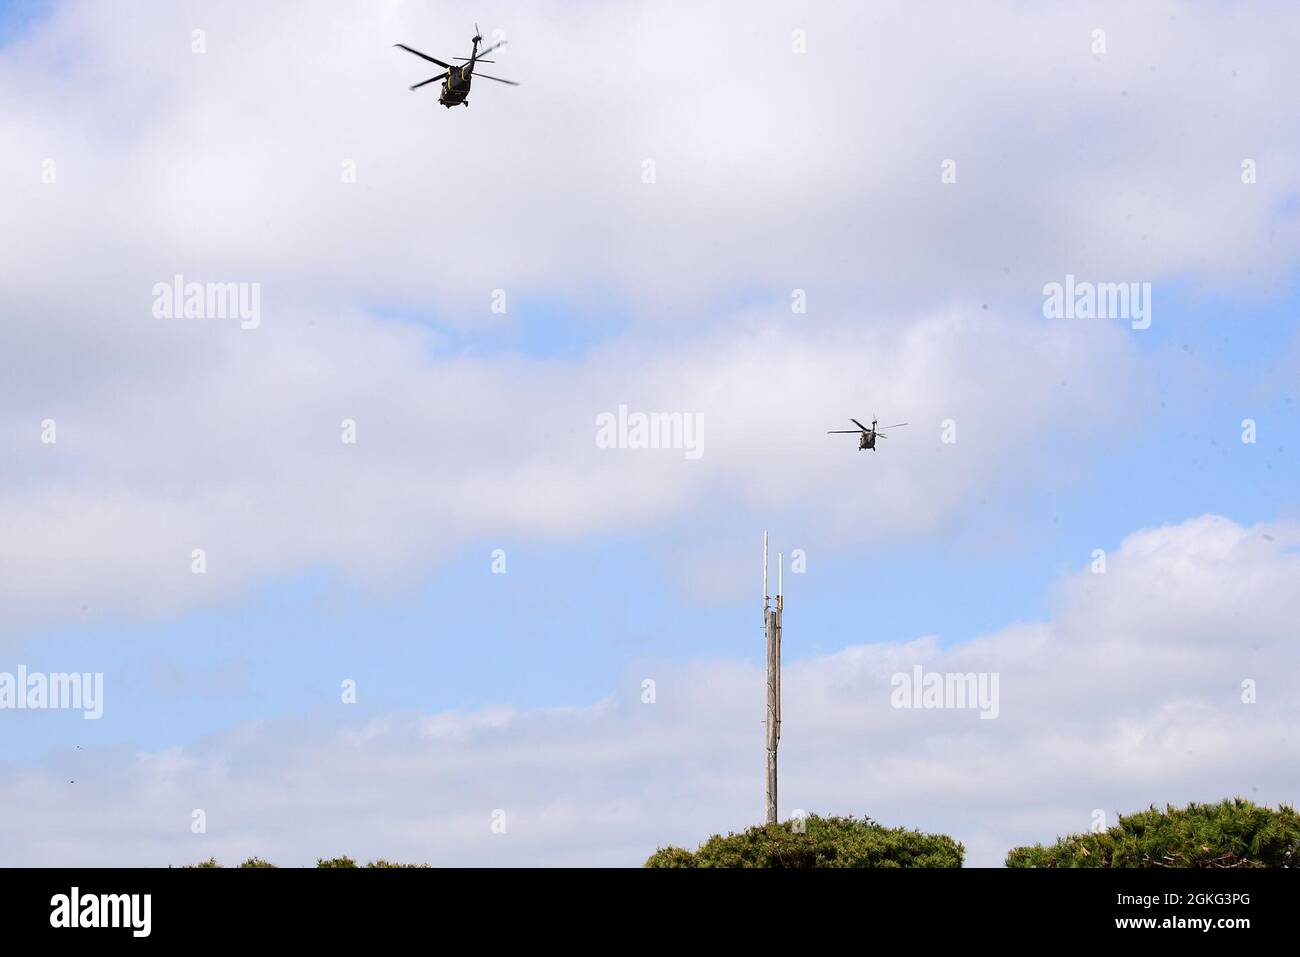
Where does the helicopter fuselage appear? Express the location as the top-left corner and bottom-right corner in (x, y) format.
(859, 431), (877, 451)
(439, 66), (472, 107)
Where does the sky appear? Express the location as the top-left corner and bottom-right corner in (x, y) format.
(0, 0), (1297, 867)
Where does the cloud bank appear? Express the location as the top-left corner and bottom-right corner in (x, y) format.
(3, 514), (1294, 867)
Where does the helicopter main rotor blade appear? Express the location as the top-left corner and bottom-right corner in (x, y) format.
(474, 39), (508, 58)
(876, 422), (909, 430)
(827, 430), (862, 434)
(409, 73), (448, 90)
(393, 43), (453, 69)
(471, 69), (520, 86)
(454, 57), (493, 62)
(850, 418), (869, 431)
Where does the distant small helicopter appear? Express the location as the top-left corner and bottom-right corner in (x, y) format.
(828, 417), (908, 451)
(394, 24), (519, 109)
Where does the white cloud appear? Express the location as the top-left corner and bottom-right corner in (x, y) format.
(2, 514), (1295, 866)
(0, 302), (1138, 630)
(4, 0), (1298, 317)
(2, 0), (1295, 628)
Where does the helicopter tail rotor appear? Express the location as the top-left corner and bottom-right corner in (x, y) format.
(473, 37), (508, 59)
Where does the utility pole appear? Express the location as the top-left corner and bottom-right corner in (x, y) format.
(763, 532), (783, 825)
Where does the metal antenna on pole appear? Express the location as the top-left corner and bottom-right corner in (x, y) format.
(763, 533), (782, 825)
(763, 531), (769, 607)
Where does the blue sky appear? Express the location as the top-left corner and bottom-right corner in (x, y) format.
(0, 0), (48, 46)
(1, 0), (1297, 866)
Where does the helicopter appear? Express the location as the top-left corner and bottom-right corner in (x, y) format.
(394, 24), (519, 109)
(827, 417), (908, 451)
